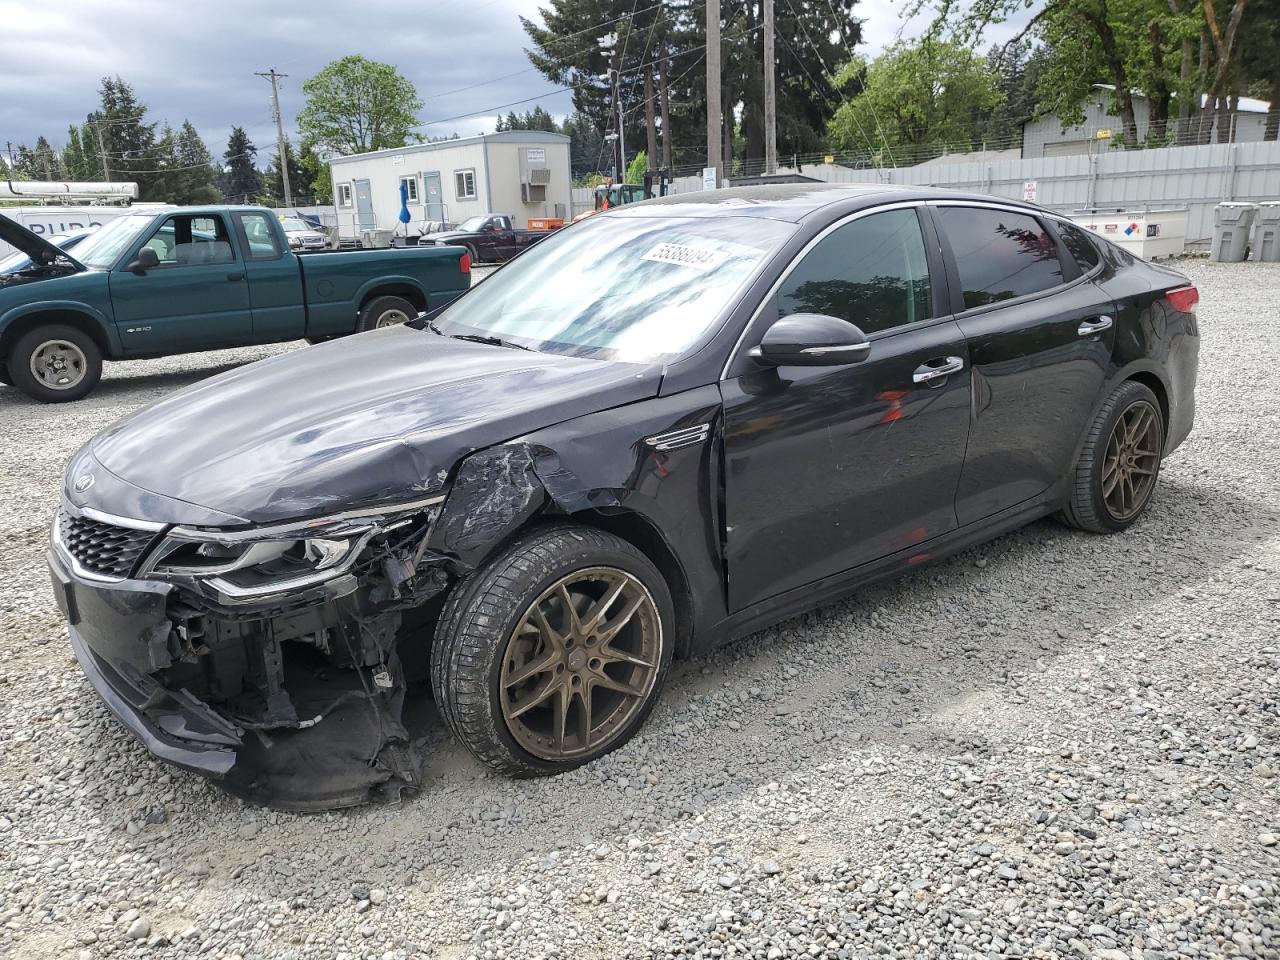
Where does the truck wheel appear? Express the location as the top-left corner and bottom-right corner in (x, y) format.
(358, 295), (417, 332)
(9, 324), (102, 403)
(465, 243), (481, 265)
(0, 363), (9, 385)
(431, 524), (674, 777)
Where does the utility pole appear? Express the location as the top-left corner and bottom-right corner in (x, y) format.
(611, 65), (625, 183)
(256, 68), (293, 207)
(92, 124), (110, 182)
(705, 0), (721, 188)
(763, 0), (777, 175)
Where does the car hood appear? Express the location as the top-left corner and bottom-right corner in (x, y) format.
(84, 326), (662, 525)
(0, 213), (83, 269)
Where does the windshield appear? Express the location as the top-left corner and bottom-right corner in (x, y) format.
(280, 218), (309, 232)
(71, 214), (157, 269)
(457, 216), (489, 232)
(432, 214), (793, 363)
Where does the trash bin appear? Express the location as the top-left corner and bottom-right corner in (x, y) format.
(1212, 202), (1256, 262)
(1251, 201), (1280, 263)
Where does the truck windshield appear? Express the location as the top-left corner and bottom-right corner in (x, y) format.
(431, 214), (793, 363)
(71, 214), (156, 270)
(457, 216), (490, 232)
(280, 218), (309, 231)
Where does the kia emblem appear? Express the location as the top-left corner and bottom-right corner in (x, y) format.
(73, 474), (94, 493)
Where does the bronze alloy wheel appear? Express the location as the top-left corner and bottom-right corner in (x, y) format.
(1102, 399), (1161, 521)
(499, 567), (662, 761)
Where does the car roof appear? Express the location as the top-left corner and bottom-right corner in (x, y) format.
(605, 183), (1047, 223)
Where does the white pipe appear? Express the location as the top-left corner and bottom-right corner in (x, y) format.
(0, 181), (139, 200)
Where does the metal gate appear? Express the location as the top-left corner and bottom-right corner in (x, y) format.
(354, 179), (375, 231)
(423, 171), (444, 223)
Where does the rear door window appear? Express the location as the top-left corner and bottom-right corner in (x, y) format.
(937, 207), (1065, 309)
(1056, 221), (1101, 273)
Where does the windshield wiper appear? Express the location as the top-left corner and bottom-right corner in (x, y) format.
(446, 332), (533, 351)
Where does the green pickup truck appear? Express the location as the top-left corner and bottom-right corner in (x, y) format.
(0, 206), (472, 402)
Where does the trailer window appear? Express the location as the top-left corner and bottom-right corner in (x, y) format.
(454, 169), (477, 200)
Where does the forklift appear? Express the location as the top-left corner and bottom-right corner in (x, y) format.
(575, 169), (673, 221)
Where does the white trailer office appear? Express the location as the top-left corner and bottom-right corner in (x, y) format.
(327, 131), (572, 242)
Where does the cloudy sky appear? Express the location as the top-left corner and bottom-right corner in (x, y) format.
(0, 0), (937, 161)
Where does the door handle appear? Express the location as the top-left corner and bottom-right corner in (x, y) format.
(913, 356), (965, 384)
(1077, 316), (1113, 336)
(227, 271), (245, 281)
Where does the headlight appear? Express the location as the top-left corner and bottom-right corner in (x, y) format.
(140, 494), (443, 602)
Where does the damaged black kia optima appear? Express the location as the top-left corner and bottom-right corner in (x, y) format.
(49, 185), (1199, 809)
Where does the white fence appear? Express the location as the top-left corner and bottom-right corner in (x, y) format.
(573, 141), (1280, 251)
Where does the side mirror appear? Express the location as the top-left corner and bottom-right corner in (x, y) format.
(126, 247), (161, 274)
(749, 313), (871, 367)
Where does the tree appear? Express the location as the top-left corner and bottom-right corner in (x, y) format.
(980, 42), (1050, 145)
(300, 144), (332, 203)
(828, 39), (1003, 158)
(297, 55), (422, 156)
(264, 138), (317, 207)
(90, 76), (159, 195)
(173, 121), (221, 204)
(223, 127), (262, 203)
(624, 149), (648, 184)
(562, 111), (606, 178)
(16, 136), (67, 180)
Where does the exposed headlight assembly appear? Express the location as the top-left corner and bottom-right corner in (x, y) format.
(139, 494), (444, 602)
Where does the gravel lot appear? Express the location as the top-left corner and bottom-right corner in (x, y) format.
(0, 259), (1276, 960)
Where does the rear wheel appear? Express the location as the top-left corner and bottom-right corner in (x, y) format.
(464, 243), (481, 265)
(0, 363), (9, 385)
(8, 324), (102, 403)
(431, 525), (673, 776)
(357, 295), (417, 332)
(1059, 380), (1164, 533)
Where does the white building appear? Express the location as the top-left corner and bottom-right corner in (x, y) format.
(328, 131), (572, 240)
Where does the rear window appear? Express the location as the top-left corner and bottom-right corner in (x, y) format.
(938, 207), (1065, 309)
(1057, 221), (1101, 273)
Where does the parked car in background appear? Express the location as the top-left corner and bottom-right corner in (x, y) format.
(0, 207), (471, 402)
(278, 215), (327, 252)
(48, 185), (1198, 809)
(429, 213), (557, 263)
(0, 226), (96, 275)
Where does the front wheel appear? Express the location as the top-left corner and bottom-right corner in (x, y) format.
(8, 324), (102, 403)
(1059, 380), (1164, 533)
(431, 525), (674, 777)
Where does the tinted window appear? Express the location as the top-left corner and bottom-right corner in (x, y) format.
(938, 207), (1064, 309)
(777, 209), (933, 334)
(1057, 221), (1100, 273)
(236, 212), (282, 260)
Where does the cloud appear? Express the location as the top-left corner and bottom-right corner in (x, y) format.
(0, 0), (575, 160)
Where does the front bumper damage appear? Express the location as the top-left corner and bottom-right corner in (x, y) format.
(49, 504), (452, 811)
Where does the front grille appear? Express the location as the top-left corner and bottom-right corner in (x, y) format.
(57, 510), (157, 579)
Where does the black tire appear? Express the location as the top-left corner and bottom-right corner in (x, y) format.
(8, 324), (102, 403)
(1058, 380), (1164, 533)
(0, 363), (9, 386)
(357, 295), (417, 333)
(464, 243), (481, 265)
(431, 524), (675, 777)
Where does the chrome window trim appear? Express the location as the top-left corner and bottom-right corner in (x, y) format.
(719, 200), (925, 380)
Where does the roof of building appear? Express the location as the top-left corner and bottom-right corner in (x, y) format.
(329, 130), (571, 166)
(914, 148), (1021, 167)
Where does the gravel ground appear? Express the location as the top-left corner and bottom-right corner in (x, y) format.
(0, 259), (1276, 960)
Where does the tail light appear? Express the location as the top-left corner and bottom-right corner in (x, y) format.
(458, 252), (471, 275)
(1164, 285), (1198, 313)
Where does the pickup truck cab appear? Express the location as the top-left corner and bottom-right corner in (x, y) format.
(0, 206), (471, 402)
(430, 214), (555, 264)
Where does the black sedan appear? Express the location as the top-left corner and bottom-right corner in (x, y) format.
(48, 185), (1199, 808)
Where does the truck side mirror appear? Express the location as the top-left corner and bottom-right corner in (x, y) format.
(126, 247), (161, 274)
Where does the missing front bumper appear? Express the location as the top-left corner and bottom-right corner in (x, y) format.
(52, 548), (438, 810)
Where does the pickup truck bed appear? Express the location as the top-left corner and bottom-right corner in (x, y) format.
(0, 206), (471, 402)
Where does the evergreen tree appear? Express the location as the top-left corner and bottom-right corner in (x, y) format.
(562, 111), (606, 178)
(264, 138), (316, 207)
(300, 144), (331, 204)
(90, 76), (159, 195)
(173, 121), (220, 204)
(223, 127), (262, 203)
